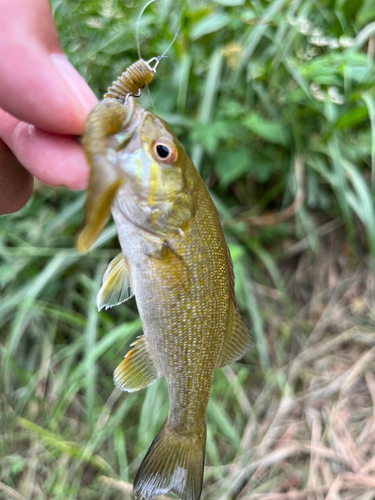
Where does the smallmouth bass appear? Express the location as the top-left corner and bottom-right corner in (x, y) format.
(78, 95), (252, 500)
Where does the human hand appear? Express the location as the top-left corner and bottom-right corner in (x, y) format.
(0, 0), (98, 214)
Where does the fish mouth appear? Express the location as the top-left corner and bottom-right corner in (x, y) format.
(110, 97), (146, 152)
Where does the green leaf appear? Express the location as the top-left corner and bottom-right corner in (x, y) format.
(242, 113), (289, 147)
(356, 0), (375, 25)
(191, 120), (230, 154)
(215, 148), (250, 187)
(299, 52), (372, 85)
(335, 106), (368, 128)
(190, 13), (230, 40)
(344, 65), (372, 83)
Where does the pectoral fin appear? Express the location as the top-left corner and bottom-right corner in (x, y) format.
(97, 253), (134, 311)
(218, 303), (252, 368)
(114, 335), (161, 392)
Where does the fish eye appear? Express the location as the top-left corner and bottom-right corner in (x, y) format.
(156, 144), (170, 158)
(152, 140), (177, 166)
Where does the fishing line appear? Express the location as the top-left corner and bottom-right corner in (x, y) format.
(157, 13), (180, 61)
(136, 0), (157, 110)
(136, 0), (156, 61)
(136, 0), (180, 65)
(135, 0), (180, 110)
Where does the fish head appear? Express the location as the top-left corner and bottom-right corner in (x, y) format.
(113, 97), (196, 236)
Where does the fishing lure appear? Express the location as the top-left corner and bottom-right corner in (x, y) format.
(104, 57), (160, 104)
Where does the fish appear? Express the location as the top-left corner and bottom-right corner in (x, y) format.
(78, 94), (252, 500)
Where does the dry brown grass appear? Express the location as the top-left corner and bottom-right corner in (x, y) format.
(213, 229), (375, 500)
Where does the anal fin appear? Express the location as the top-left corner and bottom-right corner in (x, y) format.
(114, 335), (161, 392)
(217, 303), (252, 368)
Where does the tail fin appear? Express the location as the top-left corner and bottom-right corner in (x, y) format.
(133, 421), (206, 500)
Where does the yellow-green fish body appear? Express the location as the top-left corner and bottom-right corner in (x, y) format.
(78, 96), (252, 500)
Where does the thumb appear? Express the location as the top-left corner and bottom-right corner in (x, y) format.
(0, 0), (98, 136)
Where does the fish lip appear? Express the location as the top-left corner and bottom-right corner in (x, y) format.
(123, 97), (145, 134)
(111, 98), (147, 155)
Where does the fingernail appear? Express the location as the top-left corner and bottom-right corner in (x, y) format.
(51, 53), (98, 112)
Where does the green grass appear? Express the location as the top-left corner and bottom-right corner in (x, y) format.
(1, 0), (375, 498)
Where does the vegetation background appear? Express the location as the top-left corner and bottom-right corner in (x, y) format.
(1, 0), (375, 498)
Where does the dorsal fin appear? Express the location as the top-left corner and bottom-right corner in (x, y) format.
(114, 335), (161, 392)
(97, 253), (133, 311)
